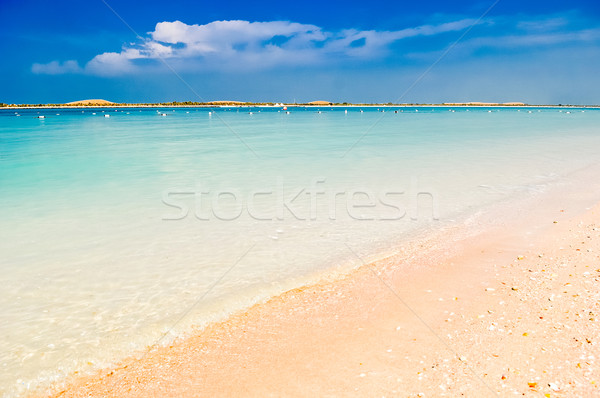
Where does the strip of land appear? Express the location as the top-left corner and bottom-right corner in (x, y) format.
(3, 99), (600, 109)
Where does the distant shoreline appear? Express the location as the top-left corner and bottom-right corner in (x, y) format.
(2, 103), (600, 110)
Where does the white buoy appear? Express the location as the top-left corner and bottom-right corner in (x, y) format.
(92, 113), (96, 115)
(104, 114), (110, 118)
(161, 113), (167, 116)
(37, 115), (45, 119)
(344, 109), (348, 114)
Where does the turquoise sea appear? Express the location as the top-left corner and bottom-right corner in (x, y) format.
(1, 106), (600, 396)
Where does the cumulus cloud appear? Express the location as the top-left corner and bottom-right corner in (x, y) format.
(86, 48), (143, 75)
(37, 13), (600, 76)
(32, 18), (477, 75)
(31, 14), (600, 76)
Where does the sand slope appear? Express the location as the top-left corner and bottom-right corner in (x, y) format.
(308, 101), (333, 105)
(42, 192), (600, 397)
(65, 99), (114, 106)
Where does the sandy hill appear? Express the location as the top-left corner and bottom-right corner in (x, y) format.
(308, 101), (332, 105)
(207, 100), (245, 104)
(66, 99), (114, 106)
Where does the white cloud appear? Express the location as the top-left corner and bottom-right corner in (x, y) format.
(460, 27), (600, 51)
(32, 18), (478, 75)
(86, 48), (143, 76)
(152, 20), (323, 49)
(516, 17), (569, 32)
(404, 13), (600, 62)
(31, 60), (82, 74)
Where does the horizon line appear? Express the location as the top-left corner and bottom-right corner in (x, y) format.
(2, 102), (600, 109)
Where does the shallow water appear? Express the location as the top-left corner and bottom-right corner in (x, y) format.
(1, 106), (599, 395)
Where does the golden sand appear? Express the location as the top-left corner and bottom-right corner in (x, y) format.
(205, 100), (246, 105)
(65, 99), (114, 106)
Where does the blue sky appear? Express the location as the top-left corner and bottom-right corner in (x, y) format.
(1, 0), (599, 104)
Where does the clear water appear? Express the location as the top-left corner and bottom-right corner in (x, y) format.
(1, 106), (599, 395)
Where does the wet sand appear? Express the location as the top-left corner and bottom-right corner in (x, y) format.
(43, 196), (600, 397)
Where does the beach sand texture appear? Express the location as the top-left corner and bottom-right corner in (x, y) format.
(44, 197), (600, 397)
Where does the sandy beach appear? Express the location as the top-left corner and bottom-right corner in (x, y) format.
(36, 180), (600, 398)
(4, 0), (600, 395)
